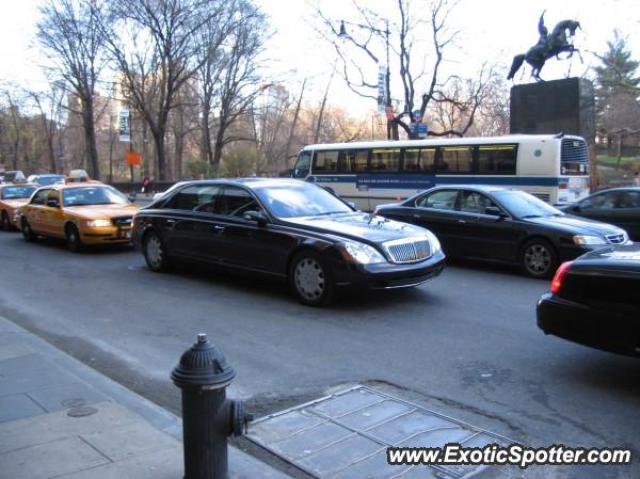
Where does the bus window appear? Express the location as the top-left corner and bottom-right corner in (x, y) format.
(313, 151), (339, 173)
(342, 149), (369, 173)
(440, 146), (473, 173)
(371, 149), (400, 172)
(403, 148), (436, 173)
(477, 145), (517, 175)
(292, 151), (311, 178)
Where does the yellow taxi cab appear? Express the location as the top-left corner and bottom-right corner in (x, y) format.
(0, 183), (38, 230)
(19, 182), (139, 251)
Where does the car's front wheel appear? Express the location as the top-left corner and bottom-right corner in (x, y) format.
(289, 251), (335, 306)
(521, 239), (558, 278)
(143, 230), (170, 272)
(66, 224), (83, 252)
(21, 218), (36, 242)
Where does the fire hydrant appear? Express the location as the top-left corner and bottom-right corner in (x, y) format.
(172, 333), (252, 479)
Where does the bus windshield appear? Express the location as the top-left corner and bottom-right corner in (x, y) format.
(292, 151), (311, 178)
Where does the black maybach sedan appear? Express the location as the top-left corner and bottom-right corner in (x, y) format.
(132, 178), (445, 306)
(537, 244), (640, 357)
(376, 185), (630, 278)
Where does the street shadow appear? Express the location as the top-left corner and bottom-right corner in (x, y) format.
(19, 234), (136, 256)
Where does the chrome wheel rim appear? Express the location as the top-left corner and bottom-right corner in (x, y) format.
(524, 244), (550, 274)
(294, 258), (325, 301)
(145, 235), (163, 269)
(68, 230), (78, 245)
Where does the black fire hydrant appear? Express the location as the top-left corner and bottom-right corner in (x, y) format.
(172, 333), (252, 479)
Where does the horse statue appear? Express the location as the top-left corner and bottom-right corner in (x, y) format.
(507, 12), (582, 81)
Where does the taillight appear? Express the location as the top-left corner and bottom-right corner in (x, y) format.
(550, 261), (573, 294)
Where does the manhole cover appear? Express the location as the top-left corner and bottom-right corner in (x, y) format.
(67, 406), (98, 418)
(246, 385), (513, 479)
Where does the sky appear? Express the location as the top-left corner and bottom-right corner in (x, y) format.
(0, 0), (638, 116)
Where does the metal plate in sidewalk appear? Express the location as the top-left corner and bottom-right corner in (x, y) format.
(246, 385), (512, 479)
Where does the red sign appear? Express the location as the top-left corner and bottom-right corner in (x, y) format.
(385, 106), (395, 120)
(126, 151), (141, 166)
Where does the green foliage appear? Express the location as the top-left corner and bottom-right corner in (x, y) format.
(218, 145), (264, 177)
(594, 31), (640, 101)
(184, 159), (215, 179)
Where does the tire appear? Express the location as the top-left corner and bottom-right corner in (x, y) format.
(65, 224), (83, 252)
(521, 239), (558, 279)
(289, 251), (335, 306)
(1, 211), (11, 231)
(143, 230), (170, 272)
(21, 218), (36, 242)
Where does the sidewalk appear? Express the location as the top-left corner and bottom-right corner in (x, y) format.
(0, 317), (289, 479)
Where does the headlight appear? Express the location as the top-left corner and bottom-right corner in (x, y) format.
(341, 241), (387, 264)
(424, 230), (441, 254)
(86, 219), (112, 227)
(573, 235), (606, 246)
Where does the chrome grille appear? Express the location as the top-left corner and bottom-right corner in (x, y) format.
(606, 234), (625, 244)
(385, 239), (431, 264)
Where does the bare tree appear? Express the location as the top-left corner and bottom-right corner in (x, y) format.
(105, 0), (225, 180)
(26, 82), (67, 173)
(318, 0), (495, 139)
(37, 0), (109, 179)
(209, 1), (267, 169)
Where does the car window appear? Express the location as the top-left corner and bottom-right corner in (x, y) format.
(416, 190), (458, 210)
(582, 192), (618, 210)
(215, 186), (260, 218)
(460, 191), (497, 213)
(166, 185), (221, 211)
(616, 191), (640, 209)
(31, 189), (50, 205)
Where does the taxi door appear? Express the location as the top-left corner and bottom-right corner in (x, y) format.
(23, 189), (50, 234)
(41, 190), (65, 238)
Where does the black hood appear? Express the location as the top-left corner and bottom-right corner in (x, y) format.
(526, 214), (627, 237)
(282, 212), (431, 244)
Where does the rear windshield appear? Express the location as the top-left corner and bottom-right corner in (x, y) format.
(2, 186), (36, 199)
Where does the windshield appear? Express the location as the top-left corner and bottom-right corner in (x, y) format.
(493, 190), (563, 218)
(2, 186), (36, 199)
(255, 182), (353, 218)
(63, 186), (129, 207)
(292, 151), (311, 179)
(36, 175), (65, 186)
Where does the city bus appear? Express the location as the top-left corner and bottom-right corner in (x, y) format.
(291, 134), (590, 211)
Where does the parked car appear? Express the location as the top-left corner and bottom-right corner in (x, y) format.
(0, 170), (26, 183)
(0, 183), (38, 230)
(19, 183), (138, 251)
(375, 185), (630, 278)
(27, 174), (65, 187)
(132, 178), (446, 306)
(558, 187), (640, 241)
(537, 244), (640, 357)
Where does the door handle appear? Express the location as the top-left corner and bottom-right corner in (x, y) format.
(457, 219), (467, 224)
(413, 214), (421, 219)
(165, 219), (177, 224)
(213, 225), (226, 232)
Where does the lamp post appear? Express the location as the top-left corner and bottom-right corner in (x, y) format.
(338, 19), (394, 140)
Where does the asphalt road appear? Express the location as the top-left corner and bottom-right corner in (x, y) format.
(1, 231), (638, 478)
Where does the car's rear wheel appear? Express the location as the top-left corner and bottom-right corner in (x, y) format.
(21, 218), (36, 242)
(289, 251), (335, 306)
(143, 231), (170, 272)
(66, 224), (83, 252)
(521, 239), (557, 278)
(1, 211), (11, 231)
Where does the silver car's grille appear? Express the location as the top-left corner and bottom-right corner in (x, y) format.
(385, 239), (432, 264)
(606, 234), (625, 244)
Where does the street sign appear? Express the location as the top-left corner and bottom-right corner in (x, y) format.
(411, 122), (428, 139)
(126, 151), (141, 166)
(412, 110), (423, 123)
(119, 109), (130, 142)
(377, 65), (387, 114)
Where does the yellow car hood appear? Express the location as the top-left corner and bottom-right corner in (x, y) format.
(64, 204), (139, 220)
(2, 199), (30, 208)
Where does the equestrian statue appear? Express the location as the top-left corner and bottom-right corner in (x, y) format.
(507, 12), (582, 81)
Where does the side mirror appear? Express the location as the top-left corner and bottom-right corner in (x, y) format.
(46, 198), (59, 208)
(485, 206), (505, 218)
(243, 210), (268, 226)
(128, 192), (137, 202)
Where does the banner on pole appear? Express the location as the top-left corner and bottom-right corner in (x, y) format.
(377, 65), (387, 114)
(119, 109), (130, 142)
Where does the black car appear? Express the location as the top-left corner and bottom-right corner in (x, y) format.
(375, 185), (630, 278)
(132, 178), (445, 306)
(537, 244), (640, 357)
(558, 187), (640, 241)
